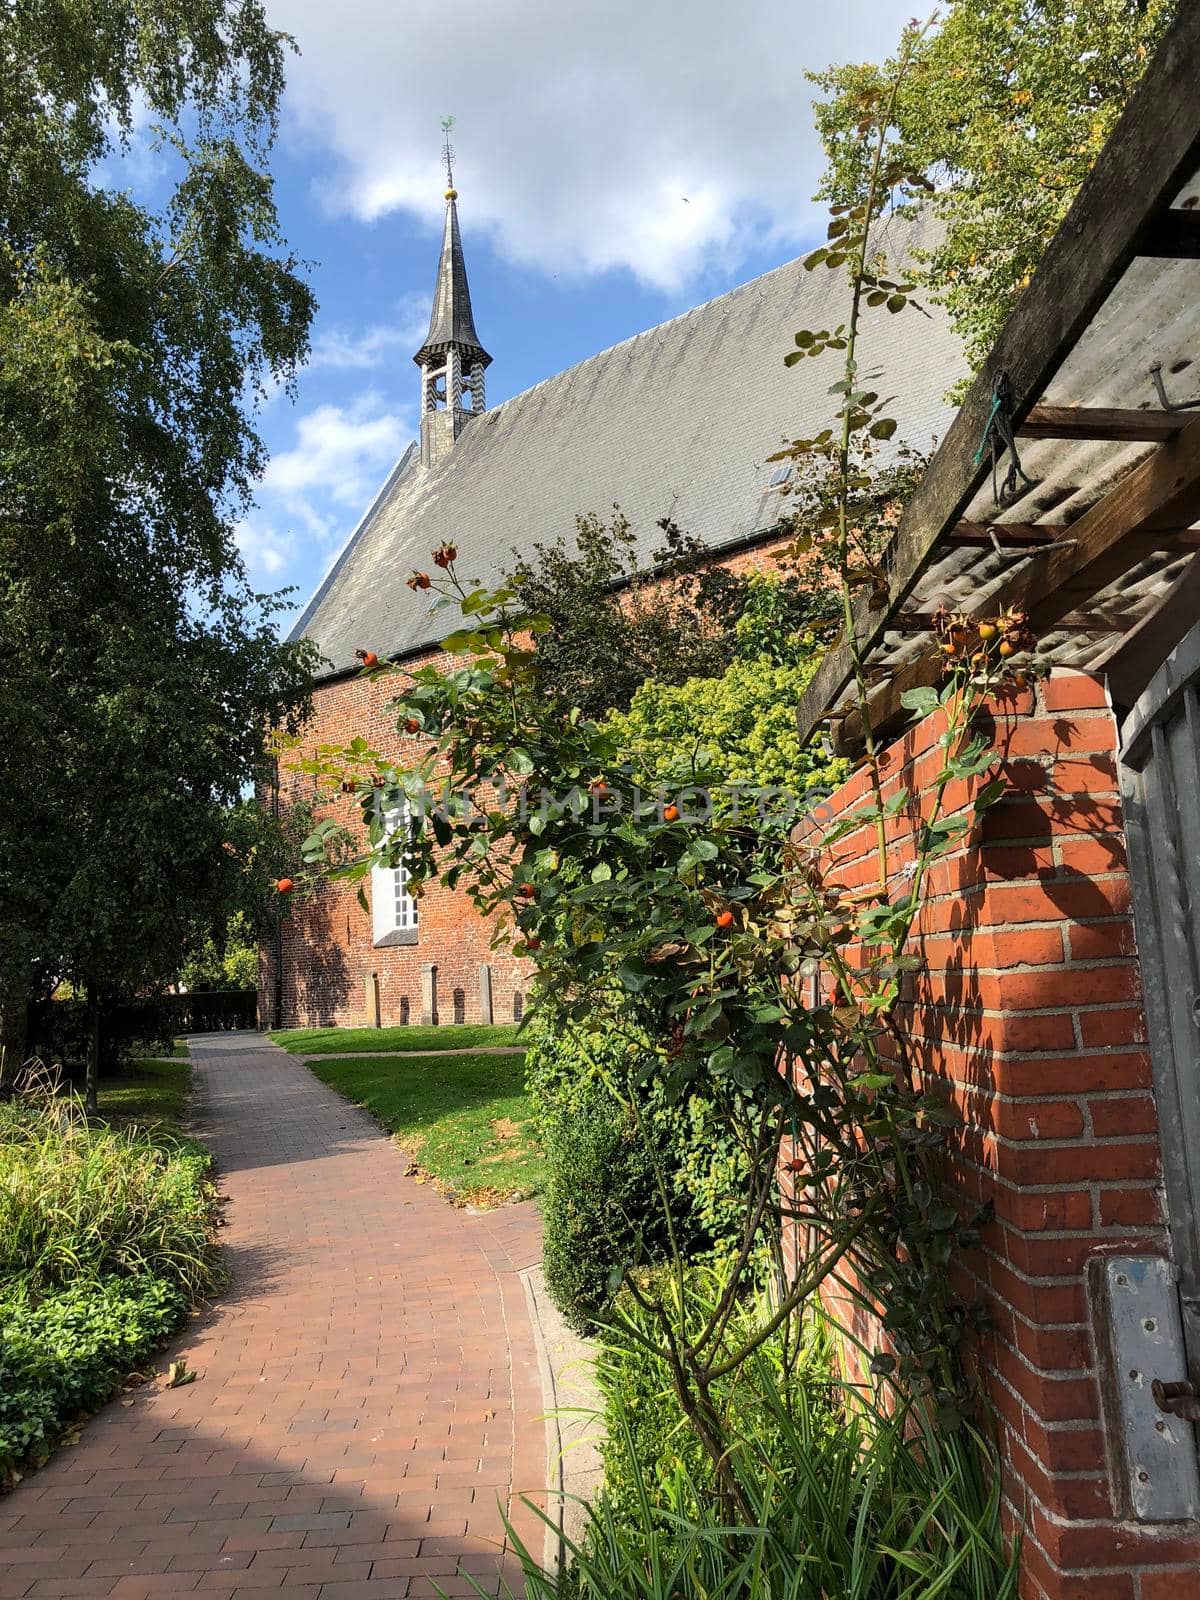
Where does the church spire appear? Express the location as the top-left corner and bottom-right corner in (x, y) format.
(413, 119), (492, 468)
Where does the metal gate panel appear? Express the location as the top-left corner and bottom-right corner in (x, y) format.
(1121, 623), (1200, 1375)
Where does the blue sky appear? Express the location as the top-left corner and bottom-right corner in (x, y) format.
(224, 0), (917, 618)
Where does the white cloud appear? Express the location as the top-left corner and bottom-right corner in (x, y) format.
(262, 392), (411, 507)
(307, 292), (432, 371)
(269, 0), (917, 291)
(236, 519), (296, 579)
(242, 393), (413, 581)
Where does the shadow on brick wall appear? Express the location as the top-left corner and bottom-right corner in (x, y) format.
(289, 897), (351, 1026)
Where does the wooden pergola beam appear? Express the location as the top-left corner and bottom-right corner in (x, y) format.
(1017, 406), (1183, 443)
(795, 2), (1200, 747)
(1101, 553), (1200, 707)
(831, 417), (1200, 747)
(945, 522), (1200, 550)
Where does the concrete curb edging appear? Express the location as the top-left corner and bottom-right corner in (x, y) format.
(519, 1265), (605, 1576)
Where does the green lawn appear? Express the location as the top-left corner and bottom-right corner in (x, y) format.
(309, 1051), (543, 1207)
(96, 1054), (192, 1134)
(270, 1022), (521, 1055)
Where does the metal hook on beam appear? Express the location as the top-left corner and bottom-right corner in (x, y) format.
(1149, 361), (1200, 413)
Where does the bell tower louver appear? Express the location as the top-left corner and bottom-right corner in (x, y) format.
(413, 124), (492, 468)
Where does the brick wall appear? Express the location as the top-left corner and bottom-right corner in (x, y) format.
(809, 669), (1200, 1600)
(261, 652), (529, 1031)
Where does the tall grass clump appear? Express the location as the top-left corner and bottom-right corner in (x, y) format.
(0, 1082), (220, 1482)
(452, 1281), (1019, 1600)
(0, 1097), (218, 1300)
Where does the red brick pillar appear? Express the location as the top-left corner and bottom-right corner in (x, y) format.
(811, 671), (1200, 1600)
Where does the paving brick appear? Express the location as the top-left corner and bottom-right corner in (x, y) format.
(0, 1034), (545, 1598)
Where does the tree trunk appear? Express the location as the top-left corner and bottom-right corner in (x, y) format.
(0, 962), (29, 1100)
(85, 987), (100, 1116)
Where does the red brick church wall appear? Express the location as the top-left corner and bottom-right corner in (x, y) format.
(806, 670), (1200, 1600)
(262, 654), (529, 1031)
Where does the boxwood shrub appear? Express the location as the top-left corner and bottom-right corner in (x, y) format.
(527, 1015), (748, 1333)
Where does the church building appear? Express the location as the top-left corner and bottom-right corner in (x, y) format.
(266, 179), (963, 1030)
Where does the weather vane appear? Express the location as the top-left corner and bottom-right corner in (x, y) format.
(441, 115), (456, 191)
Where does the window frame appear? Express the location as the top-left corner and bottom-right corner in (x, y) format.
(370, 797), (420, 948)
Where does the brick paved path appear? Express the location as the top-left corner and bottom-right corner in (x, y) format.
(0, 1033), (546, 1600)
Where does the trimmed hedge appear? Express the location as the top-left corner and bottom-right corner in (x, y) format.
(526, 1015), (748, 1334)
(28, 990), (256, 1073)
(539, 1083), (664, 1334)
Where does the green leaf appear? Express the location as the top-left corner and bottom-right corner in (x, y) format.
(974, 777), (1008, 812)
(616, 962), (653, 993)
(900, 686), (939, 718)
(869, 417), (898, 440)
(431, 812), (453, 847)
(440, 629), (481, 653)
(928, 814), (968, 836)
(850, 1072), (894, 1090)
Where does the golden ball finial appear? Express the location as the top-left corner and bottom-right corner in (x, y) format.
(444, 187), (458, 200)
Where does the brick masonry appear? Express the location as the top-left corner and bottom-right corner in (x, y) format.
(807, 670), (1200, 1600)
(264, 645), (530, 1033)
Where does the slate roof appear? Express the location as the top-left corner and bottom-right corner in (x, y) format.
(293, 211), (965, 679)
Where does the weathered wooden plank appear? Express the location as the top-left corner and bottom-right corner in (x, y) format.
(1018, 406), (1182, 443)
(1017, 418), (1200, 629)
(1101, 553), (1200, 707)
(833, 418), (1200, 745)
(1138, 209), (1200, 260)
(795, 2), (1200, 746)
(945, 521), (1200, 548)
(829, 649), (941, 752)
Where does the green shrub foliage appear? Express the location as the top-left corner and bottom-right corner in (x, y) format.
(0, 1276), (185, 1476)
(538, 1079), (663, 1336)
(610, 652), (846, 800)
(528, 1018), (751, 1333)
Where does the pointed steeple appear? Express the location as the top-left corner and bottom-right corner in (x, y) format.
(414, 196), (490, 372)
(413, 122), (492, 468)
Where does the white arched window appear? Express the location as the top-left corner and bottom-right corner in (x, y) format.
(371, 798), (419, 946)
